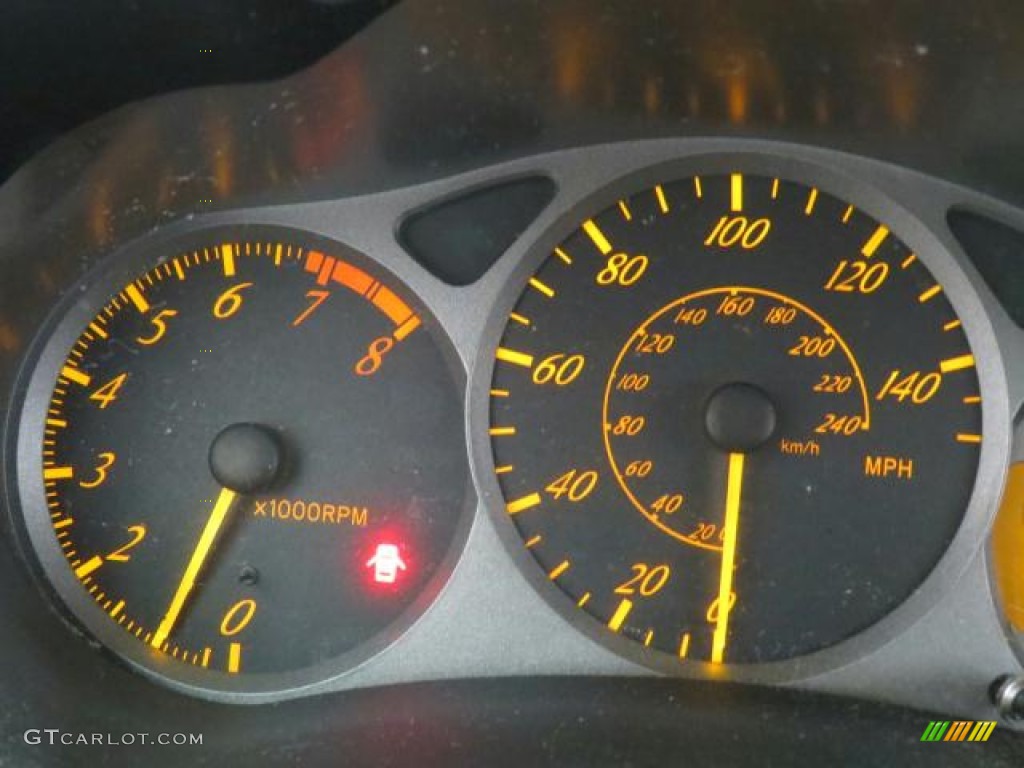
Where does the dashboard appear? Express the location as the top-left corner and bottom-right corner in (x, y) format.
(3, 0), (1024, 765)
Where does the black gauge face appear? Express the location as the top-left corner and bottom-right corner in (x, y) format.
(488, 172), (982, 665)
(17, 230), (470, 693)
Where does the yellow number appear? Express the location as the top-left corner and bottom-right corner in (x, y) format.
(815, 413), (865, 435)
(650, 493), (684, 514)
(79, 452), (116, 489)
(876, 370), (942, 404)
(813, 374), (853, 394)
(136, 309), (178, 346)
(105, 525), (146, 563)
(220, 599), (257, 637)
(706, 591), (737, 622)
(532, 354), (585, 386)
(624, 459), (653, 477)
(690, 522), (722, 542)
(764, 305), (797, 325)
(704, 216), (771, 249)
(824, 260), (889, 294)
(788, 334), (836, 357)
(615, 373), (650, 392)
(611, 415), (645, 436)
(355, 336), (395, 376)
(293, 290), (330, 327)
(674, 306), (708, 326)
(615, 564), (671, 597)
(89, 373), (128, 409)
(596, 253), (648, 286)
(635, 332), (675, 354)
(717, 295), (755, 317)
(213, 282), (254, 319)
(545, 469), (598, 502)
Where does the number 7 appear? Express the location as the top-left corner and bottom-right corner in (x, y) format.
(293, 290), (330, 327)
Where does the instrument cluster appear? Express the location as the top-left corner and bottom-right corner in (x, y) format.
(4, 140), (1024, 721)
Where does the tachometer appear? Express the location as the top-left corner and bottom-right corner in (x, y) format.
(484, 170), (982, 665)
(13, 227), (471, 696)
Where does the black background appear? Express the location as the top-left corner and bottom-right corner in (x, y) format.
(0, 0), (394, 181)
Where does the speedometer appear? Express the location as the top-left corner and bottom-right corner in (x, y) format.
(483, 167), (983, 666)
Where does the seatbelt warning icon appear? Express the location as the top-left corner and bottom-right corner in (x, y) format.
(367, 543), (407, 584)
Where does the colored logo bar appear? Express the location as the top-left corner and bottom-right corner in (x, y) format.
(921, 721), (997, 742)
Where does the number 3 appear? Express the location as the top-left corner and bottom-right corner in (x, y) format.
(80, 452), (116, 489)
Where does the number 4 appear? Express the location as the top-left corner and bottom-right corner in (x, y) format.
(90, 373), (129, 409)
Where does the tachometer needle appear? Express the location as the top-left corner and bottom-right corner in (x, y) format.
(711, 452), (744, 664)
(150, 487), (238, 650)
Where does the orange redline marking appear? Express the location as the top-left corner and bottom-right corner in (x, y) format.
(943, 319), (962, 332)
(528, 277), (555, 298)
(489, 426), (516, 436)
(608, 599), (633, 631)
(496, 347), (534, 368)
(940, 354), (975, 373)
(305, 250), (325, 274)
(804, 187), (819, 215)
(44, 467), (74, 481)
(227, 642), (242, 674)
(730, 174), (743, 212)
(583, 220), (612, 254)
(221, 244), (236, 276)
(842, 205), (855, 223)
(654, 185), (669, 213)
(317, 254), (335, 285)
(554, 247), (573, 265)
(333, 260), (375, 296)
(306, 250), (417, 328)
(901, 253), (918, 269)
(918, 285), (943, 303)
(963, 395), (982, 404)
(956, 433), (982, 444)
(693, 176), (703, 199)
(74, 555), (104, 578)
(125, 284), (150, 313)
(548, 560), (570, 580)
(371, 285), (415, 326)
(507, 493), (542, 515)
(60, 366), (91, 387)
(618, 201), (633, 221)
(88, 322), (109, 340)
(393, 316), (421, 341)
(861, 225), (889, 258)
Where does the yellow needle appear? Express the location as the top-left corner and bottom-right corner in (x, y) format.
(711, 452), (744, 664)
(151, 487), (237, 650)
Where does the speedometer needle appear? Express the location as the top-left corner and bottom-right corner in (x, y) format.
(150, 487), (238, 650)
(711, 452), (744, 664)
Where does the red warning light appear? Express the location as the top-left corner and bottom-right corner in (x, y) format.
(366, 543), (407, 584)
